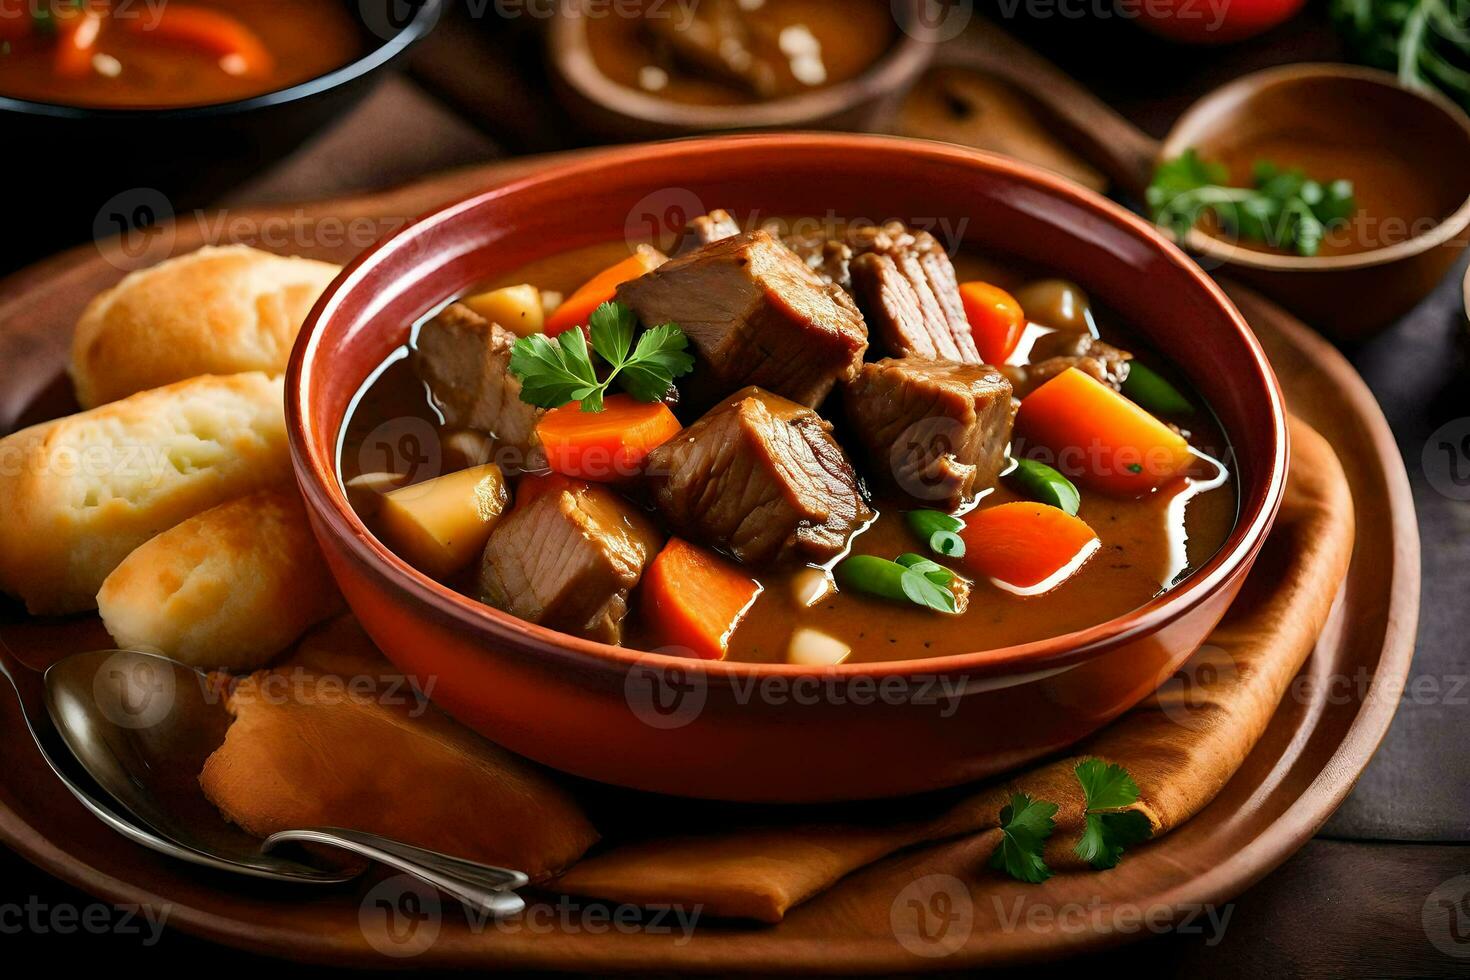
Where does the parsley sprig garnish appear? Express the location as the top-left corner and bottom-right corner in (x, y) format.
(1073, 759), (1154, 870)
(1148, 150), (1356, 257)
(989, 793), (1060, 884)
(987, 759), (1153, 883)
(507, 301), (694, 413)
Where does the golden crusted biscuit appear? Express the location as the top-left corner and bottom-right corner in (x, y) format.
(0, 373), (290, 615)
(98, 490), (343, 671)
(70, 245), (341, 407)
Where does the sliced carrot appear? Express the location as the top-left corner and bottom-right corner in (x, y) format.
(514, 470), (581, 508)
(544, 249), (664, 337)
(961, 281), (1026, 365)
(536, 394), (682, 481)
(958, 502), (1099, 596)
(640, 538), (761, 660)
(1016, 367), (1193, 496)
(124, 6), (274, 79)
(52, 8), (103, 78)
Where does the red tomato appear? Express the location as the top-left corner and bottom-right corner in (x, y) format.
(1134, 0), (1306, 45)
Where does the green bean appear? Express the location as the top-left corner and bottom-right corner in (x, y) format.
(1006, 458), (1082, 516)
(835, 555), (956, 613)
(1122, 362), (1194, 416)
(895, 553), (954, 586)
(835, 555), (909, 602)
(904, 510), (967, 558)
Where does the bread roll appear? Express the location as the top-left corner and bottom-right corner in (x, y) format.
(70, 245), (341, 407)
(0, 373), (290, 615)
(98, 490), (343, 671)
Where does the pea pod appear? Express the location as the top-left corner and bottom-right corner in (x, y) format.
(1005, 458), (1081, 517)
(904, 510), (966, 558)
(1122, 362), (1194, 417)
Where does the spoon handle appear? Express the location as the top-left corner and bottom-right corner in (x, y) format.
(263, 828), (530, 915)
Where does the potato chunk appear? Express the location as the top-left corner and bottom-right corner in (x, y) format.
(377, 463), (509, 579)
(462, 283), (544, 337)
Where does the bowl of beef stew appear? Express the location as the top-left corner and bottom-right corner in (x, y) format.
(287, 134), (1288, 802)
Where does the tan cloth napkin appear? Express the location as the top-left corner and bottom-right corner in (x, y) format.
(201, 416), (1353, 924)
(554, 416), (1353, 920)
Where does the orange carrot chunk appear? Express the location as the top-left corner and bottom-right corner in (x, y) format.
(535, 394), (682, 481)
(640, 538), (761, 660)
(960, 281), (1026, 365)
(124, 6), (274, 79)
(1015, 367), (1193, 496)
(958, 502), (1099, 596)
(544, 250), (664, 337)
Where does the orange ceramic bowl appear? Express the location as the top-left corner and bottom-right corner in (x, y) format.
(287, 135), (1288, 802)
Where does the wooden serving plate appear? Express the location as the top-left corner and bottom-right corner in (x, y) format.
(0, 157), (1418, 970)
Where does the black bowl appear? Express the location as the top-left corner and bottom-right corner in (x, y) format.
(1, 0), (442, 260)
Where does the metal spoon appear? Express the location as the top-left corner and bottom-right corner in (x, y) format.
(9, 646), (527, 914)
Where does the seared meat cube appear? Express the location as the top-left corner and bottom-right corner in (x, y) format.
(1003, 332), (1132, 397)
(680, 209), (742, 251)
(615, 231), (868, 409)
(847, 224), (979, 363)
(644, 387), (872, 566)
(413, 303), (543, 469)
(845, 358), (1015, 509)
(478, 482), (662, 645)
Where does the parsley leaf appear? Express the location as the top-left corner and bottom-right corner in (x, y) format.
(989, 792), (1059, 884)
(1072, 759), (1153, 870)
(507, 301), (694, 413)
(1147, 150), (1357, 257)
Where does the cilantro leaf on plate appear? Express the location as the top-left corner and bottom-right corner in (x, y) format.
(989, 792), (1059, 884)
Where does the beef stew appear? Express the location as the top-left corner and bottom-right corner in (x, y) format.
(340, 214), (1237, 666)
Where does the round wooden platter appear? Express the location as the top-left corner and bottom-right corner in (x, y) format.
(0, 158), (1419, 971)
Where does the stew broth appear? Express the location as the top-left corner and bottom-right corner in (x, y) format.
(0, 1), (365, 108)
(585, 0), (896, 106)
(340, 236), (1237, 665)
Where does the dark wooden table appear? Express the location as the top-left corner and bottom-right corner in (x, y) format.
(4, 5), (1468, 975)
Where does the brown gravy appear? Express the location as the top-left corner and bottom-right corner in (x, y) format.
(585, 0), (896, 106)
(339, 238), (1237, 665)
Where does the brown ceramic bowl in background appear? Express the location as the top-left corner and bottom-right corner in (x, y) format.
(287, 134), (1288, 803)
(1161, 64), (1470, 340)
(547, 0), (938, 140)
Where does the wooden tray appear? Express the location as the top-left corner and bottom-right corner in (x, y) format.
(0, 158), (1418, 971)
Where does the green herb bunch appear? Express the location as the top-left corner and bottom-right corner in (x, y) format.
(1148, 150), (1357, 257)
(1333, 0), (1470, 108)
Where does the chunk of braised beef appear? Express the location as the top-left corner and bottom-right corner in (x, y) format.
(845, 223), (978, 363)
(412, 303), (543, 471)
(477, 482), (663, 645)
(643, 386), (872, 566)
(614, 231), (868, 410)
(1003, 332), (1132, 397)
(844, 357), (1015, 510)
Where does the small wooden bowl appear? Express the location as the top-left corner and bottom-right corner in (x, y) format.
(1160, 64), (1470, 341)
(547, 0), (938, 140)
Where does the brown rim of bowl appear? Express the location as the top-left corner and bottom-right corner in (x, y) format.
(287, 133), (1289, 684)
(1163, 63), (1470, 272)
(547, 0), (939, 130)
